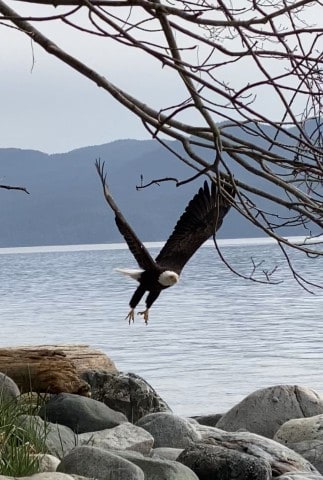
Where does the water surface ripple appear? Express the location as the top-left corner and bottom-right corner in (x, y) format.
(1, 239), (323, 416)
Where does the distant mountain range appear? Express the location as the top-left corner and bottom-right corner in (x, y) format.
(0, 127), (311, 247)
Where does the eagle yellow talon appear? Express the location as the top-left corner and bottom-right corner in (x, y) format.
(138, 309), (149, 325)
(126, 308), (135, 325)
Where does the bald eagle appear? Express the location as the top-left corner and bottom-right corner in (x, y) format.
(96, 160), (234, 324)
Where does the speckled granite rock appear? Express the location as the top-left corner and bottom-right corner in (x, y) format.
(178, 443), (271, 480)
(81, 370), (171, 422)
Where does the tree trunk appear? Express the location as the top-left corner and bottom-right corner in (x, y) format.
(0, 344), (117, 395)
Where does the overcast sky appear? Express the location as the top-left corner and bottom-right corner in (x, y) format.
(1, 2), (185, 153)
(0, 1), (321, 154)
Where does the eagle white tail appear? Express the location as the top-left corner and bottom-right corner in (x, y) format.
(114, 268), (143, 280)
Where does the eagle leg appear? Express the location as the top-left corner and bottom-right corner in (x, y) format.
(126, 285), (146, 325)
(137, 291), (161, 325)
(138, 309), (149, 325)
(125, 308), (135, 325)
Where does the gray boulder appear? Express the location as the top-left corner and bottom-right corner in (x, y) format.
(114, 449), (199, 480)
(216, 385), (323, 438)
(136, 412), (202, 448)
(199, 427), (319, 476)
(274, 415), (323, 474)
(39, 392), (127, 433)
(0, 474), (79, 480)
(81, 370), (171, 423)
(16, 415), (76, 459)
(178, 443), (271, 480)
(31, 454), (60, 472)
(274, 415), (323, 444)
(192, 413), (222, 427)
(78, 422), (154, 454)
(0, 372), (20, 403)
(287, 441), (323, 475)
(276, 473), (323, 479)
(57, 445), (144, 480)
(150, 447), (184, 461)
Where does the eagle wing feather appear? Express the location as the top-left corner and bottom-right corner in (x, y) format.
(95, 160), (156, 271)
(155, 180), (234, 273)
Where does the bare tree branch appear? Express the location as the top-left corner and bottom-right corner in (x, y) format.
(1, 0), (323, 287)
(0, 184), (30, 194)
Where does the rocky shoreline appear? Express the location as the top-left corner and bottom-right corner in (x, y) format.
(1, 368), (323, 479)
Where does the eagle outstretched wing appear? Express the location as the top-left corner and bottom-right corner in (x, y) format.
(95, 160), (156, 271)
(155, 180), (234, 273)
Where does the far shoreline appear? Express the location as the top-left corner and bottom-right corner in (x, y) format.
(0, 234), (318, 256)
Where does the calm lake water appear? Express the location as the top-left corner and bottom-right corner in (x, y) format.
(1, 238), (323, 416)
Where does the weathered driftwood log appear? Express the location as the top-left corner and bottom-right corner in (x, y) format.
(0, 344), (117, 395)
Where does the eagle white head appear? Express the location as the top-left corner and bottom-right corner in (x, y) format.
(158, 270), (179, 287)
